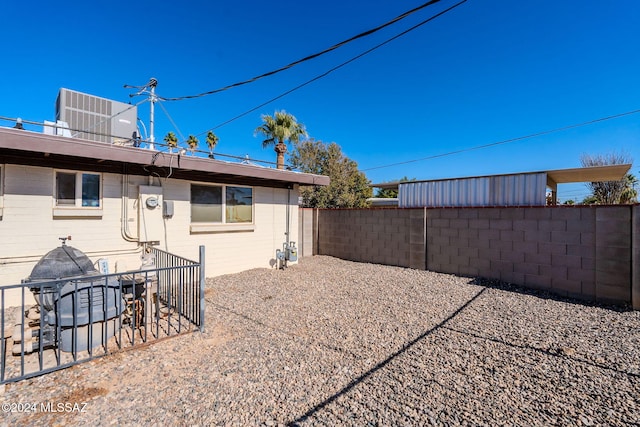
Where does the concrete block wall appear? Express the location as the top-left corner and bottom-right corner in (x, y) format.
(298, 208), (317, 258)
(426, 207), (628, 303)
(304, 205), (638, 308)
(316, 208), (426, 269)
(594, 207), (632, 303)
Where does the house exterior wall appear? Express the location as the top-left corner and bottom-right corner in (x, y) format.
(0, 164), (298, 306)
(306, 206), (637, 308)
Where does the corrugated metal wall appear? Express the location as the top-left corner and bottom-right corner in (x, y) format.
(399, 173), (547, 207)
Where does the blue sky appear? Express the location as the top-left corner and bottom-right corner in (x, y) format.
(2, 0), (639, 201)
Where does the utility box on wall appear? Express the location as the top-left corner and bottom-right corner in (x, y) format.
(138, 185), (164, 243)
(163, 200), (174, 218)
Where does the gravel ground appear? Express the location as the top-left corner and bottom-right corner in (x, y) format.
(2, 255), (639, 426)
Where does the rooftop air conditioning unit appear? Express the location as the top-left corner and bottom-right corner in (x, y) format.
(55, 88), (138, 145)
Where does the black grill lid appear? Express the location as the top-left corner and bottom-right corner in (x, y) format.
(28, 246), (97, 281)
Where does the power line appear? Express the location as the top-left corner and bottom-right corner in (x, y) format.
(363, 108), (640, 172)
(157, 101), (186, 141)
(159, 0), (449, 101)
(197, 0), (468, 137)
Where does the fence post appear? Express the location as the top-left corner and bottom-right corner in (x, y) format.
(313, 208), (319, 256)
(199, 245), (206, 332)
(633, 205), (639, 310)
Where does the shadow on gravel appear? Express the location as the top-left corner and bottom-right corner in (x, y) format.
(206, 298), (361, 359)
(442, 325), (640, 380)
(467, 277), (633, 313)
(287, 287), (488, 426)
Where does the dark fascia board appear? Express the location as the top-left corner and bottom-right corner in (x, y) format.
(0, 127), (330, 187)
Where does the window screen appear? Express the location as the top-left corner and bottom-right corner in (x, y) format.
(56, 172), (76, 206)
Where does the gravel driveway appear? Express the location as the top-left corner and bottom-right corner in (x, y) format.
(2, 255), (639, 426)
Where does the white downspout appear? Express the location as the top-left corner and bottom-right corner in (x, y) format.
(121, 174), (139, 242)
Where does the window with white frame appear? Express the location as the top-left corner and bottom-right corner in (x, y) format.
(191, 184), (253, 224)
(55, 171), (101, 208)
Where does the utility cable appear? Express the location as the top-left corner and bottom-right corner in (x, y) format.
(363, 108), (640, 172)
(160, 0), (448, 101)
(157, 101), (186, 142)
(197, 0), (468, 137)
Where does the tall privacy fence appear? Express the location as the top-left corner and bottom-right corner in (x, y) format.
(299, 206), (640, 309)
(1, 246), (204, 384)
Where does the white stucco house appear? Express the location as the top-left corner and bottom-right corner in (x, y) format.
(0, 125), (329, 304)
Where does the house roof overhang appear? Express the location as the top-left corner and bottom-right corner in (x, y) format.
(0, 127), (330, 189)
(371, 164), (632, 190)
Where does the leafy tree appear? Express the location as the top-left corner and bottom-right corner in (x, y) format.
(374, 176), (416, 198)
(289, 139), (372, 208)
(580, 152), (634, 204)
(206, 130), (219, 159)
(375, 187), (398, 198)
(255, 110), (306, 170)
(186, 135), (199, 154)
(163, 131), (178, 152)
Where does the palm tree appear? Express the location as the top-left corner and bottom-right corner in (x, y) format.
(620, 173), (638, 204)
(186, 135), (199, 154)
(163, 131), (178, 152)
(254, 110), (306, 170)
(206, 130), (219, 159)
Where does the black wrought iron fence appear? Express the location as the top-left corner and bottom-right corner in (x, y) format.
(151, 246), (205, 329)
(0, 246), (205, 384)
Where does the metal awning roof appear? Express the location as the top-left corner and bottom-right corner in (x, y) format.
(371, 164), (631, 190)
(0, 127), (330, 188)
(546, 164), (630, 183)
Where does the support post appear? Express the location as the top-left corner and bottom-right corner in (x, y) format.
(546, 175), (558, 205)
(199, 245), (206, 332)
(148, 78), (157, 150)
(313, 208), (320, 256)
(633, 206), (639, 310)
